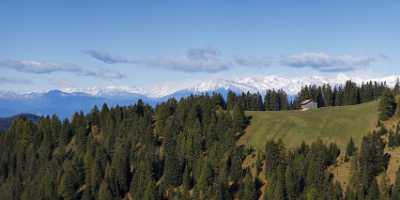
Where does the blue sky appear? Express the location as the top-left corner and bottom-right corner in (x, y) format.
(1, 1), (400, 92)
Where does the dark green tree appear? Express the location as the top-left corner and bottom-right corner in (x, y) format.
(98, 180), (112, 200)
(346, 137), (357, 158)
(379, 89), (397, 120)
(240, 171), (257, 200)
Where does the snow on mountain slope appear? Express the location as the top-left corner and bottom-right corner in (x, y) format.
(183, 74), (400, 95)
(1, 74), (399, 99)
(146, 74), (399, 97)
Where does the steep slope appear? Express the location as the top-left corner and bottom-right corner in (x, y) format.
(243, 101), (379, 149)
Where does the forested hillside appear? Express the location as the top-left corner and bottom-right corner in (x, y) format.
(1, 80), (400, 200)
(0, 113), (40, 132)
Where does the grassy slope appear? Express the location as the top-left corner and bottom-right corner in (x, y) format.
(243, 101), (379, 150)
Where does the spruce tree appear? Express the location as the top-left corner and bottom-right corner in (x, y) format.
(227, 91), (237, 110)
(143, 180), (157, 200)
(365, 178), (379, 200)
(59, 162), (79, 200)
(394, 78), (400, 95)
(396, 98), (400, 117)
(240, 171), (257, 200)
(98, 180), (112, 200)
(379, 89), (397, 120)
(232, 103), (247, 134)
(346, 137), (357, 158)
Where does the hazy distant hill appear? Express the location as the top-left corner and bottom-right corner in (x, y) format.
(0, 89), (233, 119)
(0, 90), (159, 119)
(0, 113), (41, 132)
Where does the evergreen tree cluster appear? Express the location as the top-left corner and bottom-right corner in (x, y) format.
(226, 80), (390, 112)
(296, 80), (388, 108)
(261, 129), (400, 200)
(379, 89), (397, 120)
(388, 124), (400, 148)
(263, 140), (342, 200)
(344, 131), (390, 200)
(0, 95), (250, 200)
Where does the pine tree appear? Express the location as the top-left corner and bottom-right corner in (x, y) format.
(278, 89), (289, 110)
(365, 178), (379, 200)
(110, 139), (130, 195)
(232, 103), (247, 134)
(195, 161), (213, 199)
(346, 137), (357, 158)
(163, 116), (183, 187)
(264, 90), (272, 111)
(396, 98), (400, 117)
(264, 140), (285, 177)
(182, 165), (192, 190)
(332, 181), (343, 200)
(394, 78), (400, 95)
(143, 180), (157, 200)
(379, 89), (397, 120)
(240, 171), (257, 200)
(285, 163), (301, 200)
(227, 91), (237, 110)
(98, 180), (112, 200)
(255, 153), (262, 176)
(59, 162), (79, 200)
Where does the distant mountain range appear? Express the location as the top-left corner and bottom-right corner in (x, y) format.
(0, 74), (399, 118)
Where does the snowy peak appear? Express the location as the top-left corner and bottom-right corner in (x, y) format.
(1, 74), (399, 99)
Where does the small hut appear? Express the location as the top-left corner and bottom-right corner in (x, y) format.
(300, 99), (317, 111)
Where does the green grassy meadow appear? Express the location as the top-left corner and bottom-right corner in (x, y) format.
(243, 101), (379, 150)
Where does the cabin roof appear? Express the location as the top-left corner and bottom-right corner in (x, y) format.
(300, 99), (315, 105)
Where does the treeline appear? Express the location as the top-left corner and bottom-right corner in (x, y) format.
(297, 80), (391, 107)
(227, 80), (398, 111)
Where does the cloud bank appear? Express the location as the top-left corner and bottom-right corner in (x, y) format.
(0, 60), (125, 80)
(0, 77), (32, 85)
(85, 49), (384, 73)
(85, 48), (272, 73)
(280, 52), (378, 72)
(83, 50), (130, 64)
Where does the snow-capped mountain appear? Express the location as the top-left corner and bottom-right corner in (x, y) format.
(0, 74), (399, 118)
(55, 73), (400, 97)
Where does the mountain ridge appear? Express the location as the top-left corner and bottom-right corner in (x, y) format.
(0, 74), (399, 118)
(0, 113), (41, 132)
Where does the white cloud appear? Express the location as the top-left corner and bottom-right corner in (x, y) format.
(85, 48), (272, 73)
(84, 49), (386, 73)
(0, 77), (32, 85)
(83, 50), (130, 64)
(0, 59), (126, 80)
(280, 52), (378, 72)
